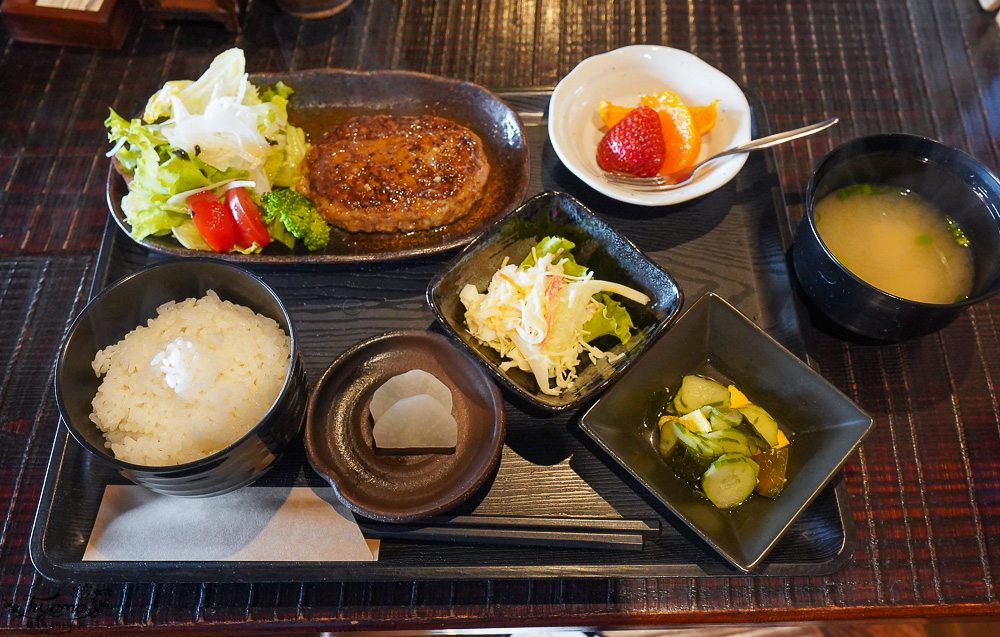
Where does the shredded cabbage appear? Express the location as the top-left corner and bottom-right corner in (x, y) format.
(460, 239), (650, 395)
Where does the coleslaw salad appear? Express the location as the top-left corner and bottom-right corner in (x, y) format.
(460, 237), (650, 395)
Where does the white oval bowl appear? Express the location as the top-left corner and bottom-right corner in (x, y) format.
(549, 45), (753, 207)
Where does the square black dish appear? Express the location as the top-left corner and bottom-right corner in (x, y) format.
(427, 190), (683, 412)
(579, 293), (874, 572)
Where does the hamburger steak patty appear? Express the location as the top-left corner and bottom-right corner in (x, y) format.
(297, 114), (490, 233)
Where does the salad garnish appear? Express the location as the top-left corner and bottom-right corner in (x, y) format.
(460, 236), (650, 395)
(105, 48), (321, 252)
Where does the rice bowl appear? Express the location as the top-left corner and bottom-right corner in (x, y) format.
(55, 258), (307, 497)
(90, 291), (291, 466)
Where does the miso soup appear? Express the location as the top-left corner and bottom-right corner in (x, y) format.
(813, 185), (973, 304)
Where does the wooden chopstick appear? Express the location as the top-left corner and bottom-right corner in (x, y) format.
(358, 516), (660, 552)
(359, 523), (647, 552)
(415, 514), (661, 537)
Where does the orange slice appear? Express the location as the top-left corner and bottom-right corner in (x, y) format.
(642, 91), (700, 176)
(689, 100), (719, 136)
(599, 100), (633, 129)
(638, 91), (666, 109)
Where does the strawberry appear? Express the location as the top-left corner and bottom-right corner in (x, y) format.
(596, 106), (665, 177)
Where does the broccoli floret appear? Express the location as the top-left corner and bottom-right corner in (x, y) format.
(262, 189), (330, 252)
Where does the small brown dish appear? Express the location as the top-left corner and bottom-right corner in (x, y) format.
(275, 0), (353, 18)
(106, 69), (529, 264)
(304, 331), (505, 522)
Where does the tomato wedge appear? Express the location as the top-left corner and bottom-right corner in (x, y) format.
(187, 191), (235, 252)
(225, 187), (271, 249)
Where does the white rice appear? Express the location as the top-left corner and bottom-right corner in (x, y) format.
(90, 290), (291, 466)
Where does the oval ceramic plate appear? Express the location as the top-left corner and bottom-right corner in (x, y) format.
(304, 331), (505, 522)
(106, 69), (530, 263)
(548, 45), (752, 207)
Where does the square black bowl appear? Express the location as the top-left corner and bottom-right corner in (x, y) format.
(427, 190), (683, 412)
(578, 293), (874, 571)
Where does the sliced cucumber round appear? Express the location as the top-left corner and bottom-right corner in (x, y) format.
(672, 374), (730, 414)
(666, 420), (724, 483)
(701, 428), (753, 456)
(701, 453), (761, 509)
(708, 405), (743, 431)
(657, 417), (679, 458)
(738, 404), (780, 448)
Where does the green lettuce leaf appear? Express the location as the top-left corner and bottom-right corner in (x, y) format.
(107, 108), (251, 241)
(106, 50), (312, 251)
(171, 220), (212, 250)
(521, 236), (589, 277)
(262, 83), (308, 188)
(120, 190), (189, 240)
(583, 293), (637, 345)
(260, 81), (294, 103)
(106, 109), (167, 179)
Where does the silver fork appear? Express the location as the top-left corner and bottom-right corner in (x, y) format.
(603, 117), (839, 191)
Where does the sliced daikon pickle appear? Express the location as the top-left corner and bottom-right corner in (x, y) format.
(370, 369), (453, 422)
(372, 394), (458, 450)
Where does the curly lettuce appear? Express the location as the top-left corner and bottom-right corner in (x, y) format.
(105, 48), (310, 245)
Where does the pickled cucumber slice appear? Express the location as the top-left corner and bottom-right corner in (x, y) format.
(701, 428), (753, 456)
(672, 375), (730, 414)
(738, 403), (780, 448)
(707, 405), (743, 431)
(666, 420), (723, 482)
(702, 453), (760, 508)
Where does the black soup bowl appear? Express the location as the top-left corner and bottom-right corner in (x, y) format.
(793, 133), (1000, 341)
(56, 258), (307, 497)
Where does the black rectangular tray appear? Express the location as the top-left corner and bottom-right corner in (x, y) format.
(29, 89), (855, 582)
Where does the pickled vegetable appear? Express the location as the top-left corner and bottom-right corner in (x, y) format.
(754, 446), (789, 498)
(702, 453), (760, 509)
(652, 374), (792, 509)
(673, 374), (730, 414)
(738, 404), (780, 447)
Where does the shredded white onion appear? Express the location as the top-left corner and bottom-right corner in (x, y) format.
(223, 180), (257, 191)
(165, 178), (241, 207)
(106, 137), (127, 158)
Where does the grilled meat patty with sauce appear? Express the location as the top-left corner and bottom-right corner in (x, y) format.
(297, 114), (490, 233)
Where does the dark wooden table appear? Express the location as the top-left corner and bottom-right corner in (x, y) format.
(3, 0), (1000, 632)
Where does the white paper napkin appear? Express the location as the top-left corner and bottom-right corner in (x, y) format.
(84, 485), (379, 562)
(33, 0), (104, 11)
